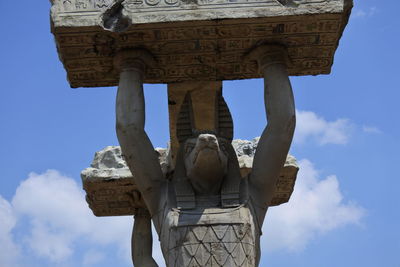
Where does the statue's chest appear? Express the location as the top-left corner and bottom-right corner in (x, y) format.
(160, 205), (258, 267)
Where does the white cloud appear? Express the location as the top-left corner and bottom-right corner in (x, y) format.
(363, 125), (382, 134)
(353, 7), (377, 18)
(26, 220), (74, 262)
(0, 195), (19, 266)
(82, 250), (105, 266)
(295, 110), (353, 145)
(353, 9), (367, 18)
(262, 159), (365, 252)
(6, 165), (364, 265)
(11, 170), (132, 264)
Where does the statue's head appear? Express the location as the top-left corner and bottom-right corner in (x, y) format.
(173, 92), (241, 206)
(183, 133), (229, 194)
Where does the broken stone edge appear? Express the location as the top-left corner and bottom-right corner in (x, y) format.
(50, 0), (353, 28)
(81, 141), (299, 217)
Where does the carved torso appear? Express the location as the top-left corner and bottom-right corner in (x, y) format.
(154, 184), (262, 267)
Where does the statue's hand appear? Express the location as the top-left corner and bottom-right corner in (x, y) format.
(245, 44), (291, 72)
(114, 49), (156, 73)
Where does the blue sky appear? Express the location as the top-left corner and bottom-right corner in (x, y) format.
(0, 0), (399, 266)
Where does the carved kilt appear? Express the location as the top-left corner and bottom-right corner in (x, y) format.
(158, 202), (261, 267)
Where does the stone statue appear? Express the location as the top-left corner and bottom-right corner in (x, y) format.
(50, 0), (352, 265)
(114, 45), (296, 266)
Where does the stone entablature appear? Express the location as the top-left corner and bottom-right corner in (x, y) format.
(50, 0), (353, 87)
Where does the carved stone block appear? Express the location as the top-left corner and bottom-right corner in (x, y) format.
(81, 146), (170, 216)
(81, 141), (298, 216)
(50, 0), (353, 87)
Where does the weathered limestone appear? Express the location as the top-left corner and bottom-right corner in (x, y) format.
(81, 139), (298, 216)
(51, 0), (352, 26)
(81, 146), (169, 216)
(50, 0), (353, 87)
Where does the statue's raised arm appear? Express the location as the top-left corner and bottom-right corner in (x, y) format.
(248, 45), (296, 211)
(114, 49), (165, 216)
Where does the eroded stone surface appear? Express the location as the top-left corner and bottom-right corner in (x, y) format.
(50, 0), (353, 87)
(81, 146), (169, 216)
(51, 0), (350, 26)
(81, 139), (298, 216)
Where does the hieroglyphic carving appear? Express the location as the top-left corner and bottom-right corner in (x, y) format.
(51, 0), (352, 86)
(55, 0), (280, 12)
(51, 0), (351, 30)
(96, 0), (113, 8)
(54, 0), (282, 13)
(84, 179), (140, 216)
(124, 0), (278, 11)
(57, 0), (113, 11)
(56, 18), (342, 86)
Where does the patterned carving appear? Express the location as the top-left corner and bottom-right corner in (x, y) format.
(96, 0), (113, 8)
(168, 224), (256, 266)
(124, 0), (278, 10)
(84, 178), (140, 216)
(57, 0), (113, 11)
(161, 205), (259, 266)
(54, 0), (288, 12)
(51, 0), (351, 86)
(54, 16), (346, 86)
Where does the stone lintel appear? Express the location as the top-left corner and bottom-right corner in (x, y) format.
(50, 0), (353, 87)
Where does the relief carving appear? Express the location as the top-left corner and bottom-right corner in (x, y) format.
(96, 0), (113, 8)
(57, 0), (112, 12)
(75, 0), (89, 10)
(124, 0), (278, 8)
(51, 1), (350, 86)
(55, 0), (281, 11)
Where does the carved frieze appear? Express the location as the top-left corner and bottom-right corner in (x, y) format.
(52, 0), (348, 16)
(51, 0), (352, 86)
(53, 0), (113, 11)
